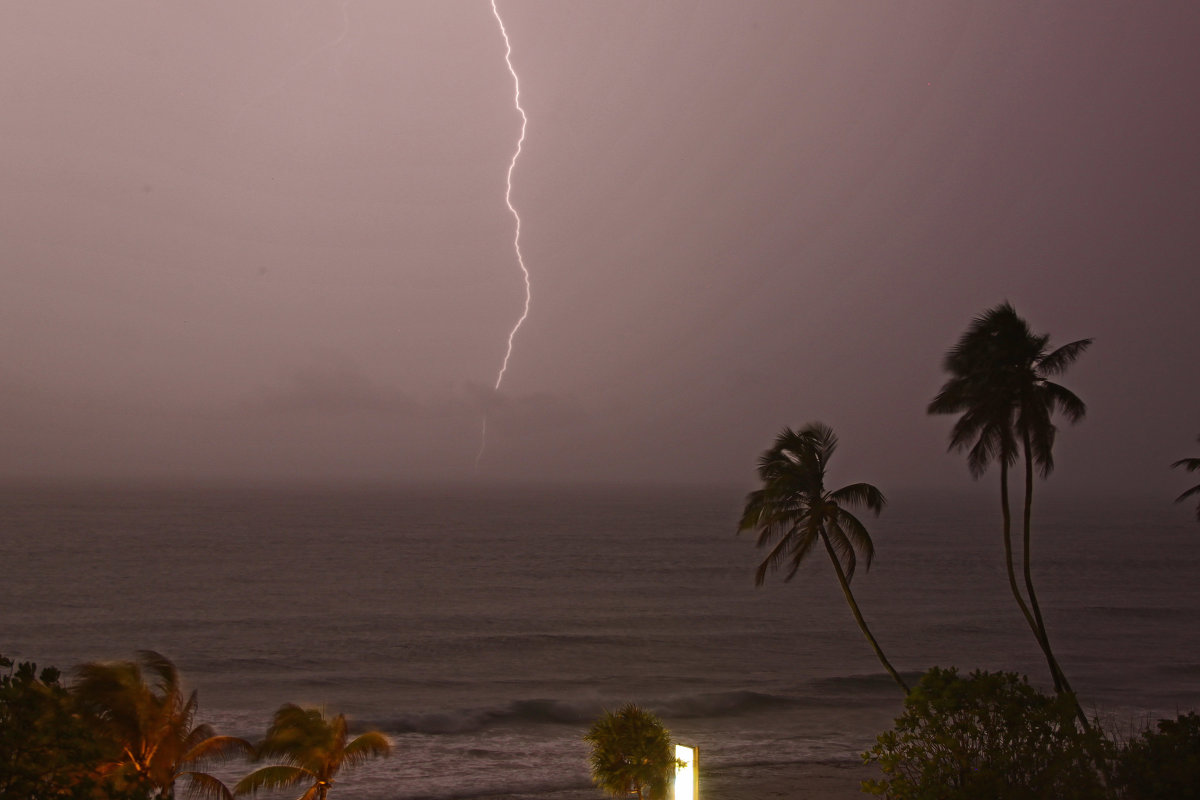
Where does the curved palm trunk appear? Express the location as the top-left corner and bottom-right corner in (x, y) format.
(1000, 460), (1039, 637)
(1021, 434), (1090, 730)
(819, 532), (909, 694)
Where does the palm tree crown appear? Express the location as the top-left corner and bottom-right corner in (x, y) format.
(1172, 434), (1200, 521)
(739, 423), (907, 693)
(584, 703), (678, 800)
(73, 650), (251, 800)
(235, 704), (390, 800)
(928, 302), (1090, 479)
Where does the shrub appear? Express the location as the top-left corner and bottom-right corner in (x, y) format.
(862, 666), (1107, 799)
(1112, 711), (1200, 800)
(584, 703), (679, 800)
(0, 654), (144, 800)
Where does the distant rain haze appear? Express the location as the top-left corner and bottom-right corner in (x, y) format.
(2, 2), (1198, 495)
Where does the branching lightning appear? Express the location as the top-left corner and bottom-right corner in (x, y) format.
(476, 0), (531, 469)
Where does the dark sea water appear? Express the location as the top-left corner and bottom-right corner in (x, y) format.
(2, 482), (1198, 799)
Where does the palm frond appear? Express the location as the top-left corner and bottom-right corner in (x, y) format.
(780, 527), (819, 583)
(1040, 381), (1087, 423)
(834, 508), (875, 571)
(185, 735), (254, 765)
(181, 722), (216, 755)
(342, 731), (392, 766)
(136, 650), (180, 699)
(927, 383), (968, 416)
(1037, 338), (1092, 375)
(1175, 484), (1200, 503)
(1172, 457), (1200, 473)
(1179, 486), (1200, 521)
(967, 428), (1014, 477)
(798, 422), (837, 459)
(830, 482), (885, 514)
(753, 524), (807, 586)
(233, 765), (310, 796)
(181, 771), (237, 800)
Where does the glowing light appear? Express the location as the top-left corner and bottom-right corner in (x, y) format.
(675, 744), (697, 800)
(476, 0), (531, 470)
(489, 0), (531, 391)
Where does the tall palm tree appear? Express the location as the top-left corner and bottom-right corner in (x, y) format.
(234, 704), (390, 800)
(928, 303), (1090, 709)
(73, 650), (252, 800)
(1172, 435), (1200, 521)
(584, 703), (679, 800)
(738, 423), (908, 693)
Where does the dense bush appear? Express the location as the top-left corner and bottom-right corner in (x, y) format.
(0, 654), (146, 800)
(862, 666), (1107, 799)
(584, 703), (679, 800)
(1112, 712), (1200, 800)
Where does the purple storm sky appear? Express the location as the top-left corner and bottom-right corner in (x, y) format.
(2, 2), (1198, 494)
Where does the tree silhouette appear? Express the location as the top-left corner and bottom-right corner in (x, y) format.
(234, 704), (390, 800)
(739, 423), (908, 693)
(584, 703), (678, 800)
(73, 650), (251, 800)
(928, 302), (1091, 721)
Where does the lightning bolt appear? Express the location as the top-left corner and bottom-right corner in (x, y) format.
(476, 0), (531, 470)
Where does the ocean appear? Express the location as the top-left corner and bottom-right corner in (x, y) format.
(2, 482), (1197, 799)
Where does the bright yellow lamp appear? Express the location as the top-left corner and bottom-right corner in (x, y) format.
(674, 744), (697, 800)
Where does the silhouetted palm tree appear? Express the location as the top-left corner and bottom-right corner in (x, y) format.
(73, 650), (252, 800)
(234, 704), (390, 800)
(739, 423), (908, 693)
(928, 303), (1090, 709)
(1172, 435), (1200, 521)
(584, 703), (678, 800)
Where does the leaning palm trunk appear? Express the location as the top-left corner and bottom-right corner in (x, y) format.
(998, 459), (1070, 696)
(820, 532), (909, 694)
(999, 461), (1041, 647)
(1021, 435), (1090, 730)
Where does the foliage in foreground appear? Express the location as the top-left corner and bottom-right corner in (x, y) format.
(862, 667), (1107, 799)
(0, 654), (142, 800)
(1111, 711), (1200, 800)
(74, 650), (252, 800)
(584, 703), (679, 800)
(0, 651), (391, 800)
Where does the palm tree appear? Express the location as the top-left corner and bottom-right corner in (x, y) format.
(584, 703), (679, 800)
(73, 650), (252, 800)
(928, 303), (1090, 708)
(234, 704), (390, 800)
(738, 423), (908, 693)
(1172, 435), (1200, 521)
